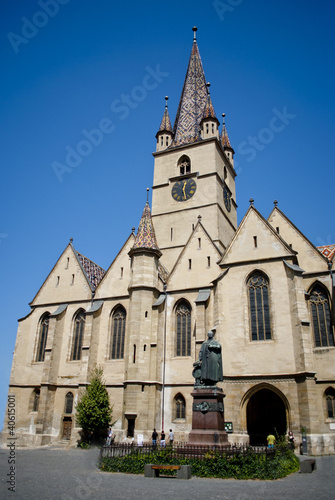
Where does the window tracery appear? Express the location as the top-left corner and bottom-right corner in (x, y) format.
(248, 272), (271, 341)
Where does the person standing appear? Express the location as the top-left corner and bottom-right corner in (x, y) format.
(152, 428), (158, 447)
(160, 430), (166, 447)
(288, 430), (295, 450)
(106, 427), (113, 445)
(267, 433), (276, 448)
(169, 429), (174, 447)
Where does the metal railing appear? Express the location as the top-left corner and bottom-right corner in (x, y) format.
(100, 442), (275, 460)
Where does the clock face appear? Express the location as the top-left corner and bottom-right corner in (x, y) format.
(171, 178), (197, 202)
(223, 185), (231, 212)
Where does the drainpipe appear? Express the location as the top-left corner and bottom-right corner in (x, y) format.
(161, 284), (167, 432)
(328, 261), (335, 324)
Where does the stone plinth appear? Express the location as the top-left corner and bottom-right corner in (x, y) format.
(188, 386), (228, 446)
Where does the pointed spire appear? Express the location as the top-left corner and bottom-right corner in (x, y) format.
(202, 83), (217, 120)
(158, 96), (173, 133)
(172, 27), (211, 147)
(131, 195), (161, 255)
(221, 113), (232, 149)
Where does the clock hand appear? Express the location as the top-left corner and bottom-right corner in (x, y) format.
(182, 181), (187, 199)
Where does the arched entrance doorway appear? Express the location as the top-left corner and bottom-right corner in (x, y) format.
(247, 388), (287, 445)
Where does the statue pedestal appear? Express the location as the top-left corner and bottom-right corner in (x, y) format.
(188, 386), (228, 446)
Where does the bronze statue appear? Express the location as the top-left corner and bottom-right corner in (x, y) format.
(192, 329), (223, 386)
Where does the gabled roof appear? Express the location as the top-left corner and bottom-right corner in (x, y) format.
(30, 241), (106, 305)
(167, 217), (222, 287)
(219, 205), (296, 266)
(75, 250), (106, 291)
(131, 201), (161, 255)
(94, 232), (135, 297)
(171, 33), (210, 147)
(268, 206), (330, 267)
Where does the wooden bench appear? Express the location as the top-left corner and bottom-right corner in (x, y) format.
(145, 464), (191, 479)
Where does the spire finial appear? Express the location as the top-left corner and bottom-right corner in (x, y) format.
(146, 187), (150, 203)
(249, 198), (254, 206)
(165, 96), (169, 108)
(70, 237), (73, 243)
(222, 113), (226, 125)
(274, 199), (278, 207)
(206, 82), (211, 93)
(132, 226), (135, 234)
(192, 26), (197, 41)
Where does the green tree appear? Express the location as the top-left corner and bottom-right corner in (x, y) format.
(76, 367), (114, 442)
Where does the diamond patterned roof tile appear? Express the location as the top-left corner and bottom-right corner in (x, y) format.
(172, 38), (210, 147)
(158, 102), (173, 133)
(132, 202), (160, 253)
(317, 244), (335, 262)
(202, 92), (217, 120)
(76, 251), (106, 290)
(221, 124), (232, 148)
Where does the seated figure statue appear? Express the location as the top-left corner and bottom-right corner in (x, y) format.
(192, 329), (223, 386)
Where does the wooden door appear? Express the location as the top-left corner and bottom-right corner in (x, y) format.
(62, 419), (72, 440)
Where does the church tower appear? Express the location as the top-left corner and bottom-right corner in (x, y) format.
(124, 196), (163, 434)
(151, 27), (237, 270)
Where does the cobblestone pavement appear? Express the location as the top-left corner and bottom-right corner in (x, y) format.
(0, 446), (334, 500)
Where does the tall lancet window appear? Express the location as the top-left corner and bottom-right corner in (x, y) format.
(248, 272), (272, 341)
(325, 388), (335, 419)
(175, 300), (191, 356)
(71, 310), (85, 361)
(174, 393), (186, 420)
(64, 392), (74, 414)
(310, 284), (334, 347)
(110, 307), (126, 359)
(36, 314), (50, 362)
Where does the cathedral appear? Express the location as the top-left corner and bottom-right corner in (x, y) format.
(5, 28), (335, 454)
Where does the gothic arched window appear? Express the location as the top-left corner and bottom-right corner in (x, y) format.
(248, 272), (271, 341)
(175, 300), (191, 356)
(64, 392), (74, 414)
(36, 314), (50, 362)
(178, 155), (191, 175)
(71, 311), (85, 361)
(310, 285), (334, 348)
(174, 394), (186, 420)
(325, 388), (335, 419)
(110, 306), (126, 359)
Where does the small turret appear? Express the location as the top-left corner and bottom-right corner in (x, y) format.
(156, 96), (173, 152)
(221, 113), (235, 166)
(200, 82), (220, 140)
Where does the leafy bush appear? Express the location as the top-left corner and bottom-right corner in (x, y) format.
(76, 367), (115, 443)
(100, 446), (300, 480)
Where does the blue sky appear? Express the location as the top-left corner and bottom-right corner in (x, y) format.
(1, 0), (334, 430)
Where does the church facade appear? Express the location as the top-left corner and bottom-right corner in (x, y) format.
(5, 29), (335, 454)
